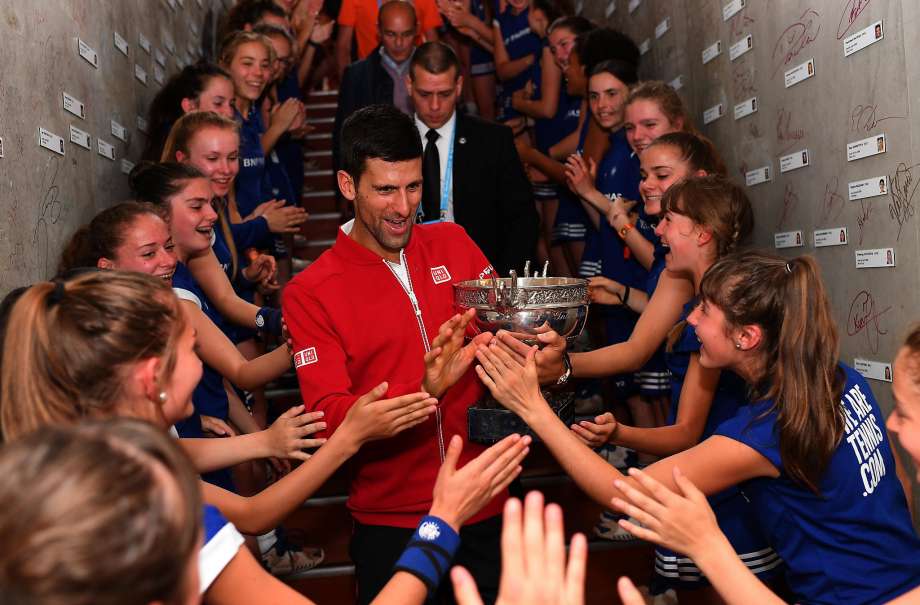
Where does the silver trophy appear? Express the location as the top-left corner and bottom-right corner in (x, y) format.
(454, 262), (589, 443)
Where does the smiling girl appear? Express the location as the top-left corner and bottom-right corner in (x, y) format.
(478, 248), (920, 604)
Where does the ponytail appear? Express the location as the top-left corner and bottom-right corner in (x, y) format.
(699, 251), (846, 493)
(1, 272), (186, 440)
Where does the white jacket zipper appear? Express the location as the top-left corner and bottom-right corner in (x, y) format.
(383, 251), (446, 462)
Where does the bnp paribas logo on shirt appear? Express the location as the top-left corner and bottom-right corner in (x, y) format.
(242, 157), (265, 168)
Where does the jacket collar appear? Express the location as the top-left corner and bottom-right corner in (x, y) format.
(332, 219), (423, 266)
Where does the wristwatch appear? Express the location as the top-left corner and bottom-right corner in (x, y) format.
(556, 351), (573, 386)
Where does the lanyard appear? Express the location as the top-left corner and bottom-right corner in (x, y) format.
(419, 118), (456, 223)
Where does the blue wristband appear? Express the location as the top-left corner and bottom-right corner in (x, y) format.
(393, 515), (461, 594)
(256, 307), (282, 336)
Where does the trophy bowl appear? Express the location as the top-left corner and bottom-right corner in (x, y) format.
(454, 273), (589, 444)
(453, 276), (589, 343)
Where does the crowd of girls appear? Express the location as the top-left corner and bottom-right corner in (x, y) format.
(2, 1), (920, 604)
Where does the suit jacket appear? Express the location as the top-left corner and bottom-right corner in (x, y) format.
(332, 47), (394, 171)
(451, 114), (538, 276)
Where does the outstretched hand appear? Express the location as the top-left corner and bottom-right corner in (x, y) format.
(430, 433), (531, 531)
(341, 382), (439, 446)
(564, 154), (598, 200)
(611, 467), (723, 559)
(451, 491), (587, 605)
(571, 412), (617, 448)
(474, 343), (547, 422)
(492, 329), (568, 385)
(264, 404), (327, 461)
(423, 309), (492, 398)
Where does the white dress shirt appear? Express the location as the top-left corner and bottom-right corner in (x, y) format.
(414, 111), (457, 222)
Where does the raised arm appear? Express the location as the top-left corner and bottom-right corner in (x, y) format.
(202, 383), (437, 534)
(185, 300), (291, 391)
(492, 23), (534, 82)
(185, 248), (273, 333)
(474, 344), (777, 510)
(571, 271), (693, 377)
(573, 355), (719, 456)
(512, 48), (561, 119)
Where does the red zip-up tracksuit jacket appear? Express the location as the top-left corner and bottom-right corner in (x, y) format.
(282, 221), (503, 528)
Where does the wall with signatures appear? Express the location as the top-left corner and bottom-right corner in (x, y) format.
(586, 0), (920, 414)
(0, 0), (225, 289)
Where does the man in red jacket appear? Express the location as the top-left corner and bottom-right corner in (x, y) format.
(282, 104), (505, 604)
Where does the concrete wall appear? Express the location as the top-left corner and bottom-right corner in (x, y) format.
(0, 0), (227, 289)
(583, 0), (918, 415)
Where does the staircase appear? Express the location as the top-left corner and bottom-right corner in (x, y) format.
(275, 90), (657, 604)
(297, 89), (344, 264)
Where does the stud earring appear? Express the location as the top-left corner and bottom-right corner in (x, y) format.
(157, 391), (168, 403)
(734, 341), (742, 350)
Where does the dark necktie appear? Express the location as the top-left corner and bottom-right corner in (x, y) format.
(422, 129), (441, 221)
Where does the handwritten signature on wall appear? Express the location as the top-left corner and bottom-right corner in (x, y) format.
(821, 177), (845, 224)
(856, 199), (873, 245)
(33, 157), (65, 279)
(850, 103), (905, 133)
(847, 289), (891, 354)
(888, 162), (918, 241)
(772, 9), (820, 78)
(777, 184), (798, 230)
(837, 0), (873, 40)
(776, 107), (806, 154)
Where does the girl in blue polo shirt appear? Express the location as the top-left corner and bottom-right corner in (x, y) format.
(613, 252), (920, 604)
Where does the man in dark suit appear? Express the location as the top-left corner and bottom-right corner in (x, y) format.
(333, 0), (418, 171)
(406, 42), (538, 276)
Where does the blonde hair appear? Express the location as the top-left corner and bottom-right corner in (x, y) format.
(219, 30), (276, 67)
(626, 80), (697, 134)
(0, 418), (201, 605)
(1, 271), (187, 440)
(160, 111), (241, 280)
(160, 110), (239, 164)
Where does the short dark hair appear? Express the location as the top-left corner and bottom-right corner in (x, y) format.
(589, 59), (638, 87)
(340, 105), (422, 184)
(223, 0), (287, 35)
(577, 27), (640, 75)
(410, 42), (461, 80)
(252, 23), (295, 48)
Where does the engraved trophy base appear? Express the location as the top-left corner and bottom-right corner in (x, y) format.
(467, 388), (575, 445)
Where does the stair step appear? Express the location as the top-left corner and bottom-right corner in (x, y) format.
(306, 102), (338, 110)
(302, 208), (343, 239)
(308, 211), (342, 221)
(304, 149), (332, 158)
(304, 169), (334, 177)
(308, 89), (340, 97)
(305, 132), (332, 141)
(307, 119), (334, 134)
(301, 239), (337, 260)
(302, 189), (339, 213)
